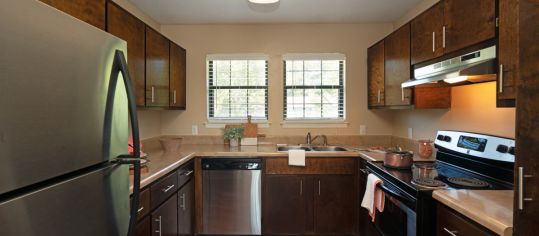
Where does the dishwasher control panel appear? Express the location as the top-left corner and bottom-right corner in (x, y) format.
(202, 158), (262, 170)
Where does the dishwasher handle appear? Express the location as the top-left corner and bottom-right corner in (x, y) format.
(202, 158), (262, 170)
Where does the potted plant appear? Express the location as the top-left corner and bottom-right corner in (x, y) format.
(223, 127), (244, 147)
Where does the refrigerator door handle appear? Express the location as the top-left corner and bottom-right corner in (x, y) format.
(104, 50), (141, 236)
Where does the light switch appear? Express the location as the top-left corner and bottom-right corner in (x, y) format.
(408, 128), (413, 139)
(192, 125), (198, 135)
(360, 125), (367, 135)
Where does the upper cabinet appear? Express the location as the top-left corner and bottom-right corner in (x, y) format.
(411, 2), (444, 65)
(39, 0), (106, 30)
(497, 0), (519, 107)
(145, 27), (170, 108)
(107, 2), (146, 106)
(367, 41), (385, 108)
(170, 43), (187, 109)
(443, 0), (496, 54)
(384, 24), (413, 106)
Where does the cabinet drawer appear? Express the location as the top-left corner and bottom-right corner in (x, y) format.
(265, 158), (355, 175)
(177, 161), (194, 188)
(436, 203), (495, 236)
(150, 171), (178, 209)
(136, 188), (150, 221)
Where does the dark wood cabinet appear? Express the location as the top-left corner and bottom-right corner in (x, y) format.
(145, 27), (170, 107)
(150, 171), (178, 209)
(39, 0), (105, 30)
(497, 0), (519, 107)
(178, 180), (194, 236)
(169, 43), (187, 109)
(152, 193), (178, 236)
(443, 0), (496, 54)
(384, 24), (412, 106)
(263, 175), (310, 235)
(411, 2), (444, 65)
(313, 175), (356, 235)
(135, 216), (152, 236)
(367, 41), (385, 108)
(107, 2), (146, 107)
(436, 203), (496, 236)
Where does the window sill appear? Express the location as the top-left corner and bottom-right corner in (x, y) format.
(280, 120), (349, 128)
(205, 120), (271, 129)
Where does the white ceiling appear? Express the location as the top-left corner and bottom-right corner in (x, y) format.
(128, 0), (423, 24)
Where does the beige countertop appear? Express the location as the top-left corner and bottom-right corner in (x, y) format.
(433, 189), (513, 236)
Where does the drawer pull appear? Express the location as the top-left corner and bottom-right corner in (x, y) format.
(360, 168), (368, 174)
(182, 170), (194, 177)
(137, 206), (144, 213)
(162, 184), (175, 193)
(443, 227), (458, 236)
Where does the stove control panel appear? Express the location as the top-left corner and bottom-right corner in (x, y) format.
(434, 130), (515, 163)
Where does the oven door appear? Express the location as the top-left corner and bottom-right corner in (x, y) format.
(373, 178), (417, 236)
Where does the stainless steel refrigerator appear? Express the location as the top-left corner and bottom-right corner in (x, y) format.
(0, 0), (143, 235)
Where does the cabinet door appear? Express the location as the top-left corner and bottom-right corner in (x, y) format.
(314, 175), (356, 235)
(443, 0), (496, 53)
(39, 0), (105, 30)
(170, 43), (187, 109)
(152, 194), (178, 236)
(135, 216), (151, 236)
(178, 180), (194, 236)
(411, 2), (444, 65)
(263, 175), (310, 235)
(145, 27), (170, 107)
(497, 0), (519, 107)
(107, 2), (146, 106)
(384, 24), (412, 106)
(367, 41), (385, 108)
(437, 203), (496, 236)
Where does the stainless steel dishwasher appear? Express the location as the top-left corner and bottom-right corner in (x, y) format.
(202, 158), (262, 235)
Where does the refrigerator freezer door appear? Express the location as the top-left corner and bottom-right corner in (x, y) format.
(0, 164), (130, 236)
(0, 0), (128, 194)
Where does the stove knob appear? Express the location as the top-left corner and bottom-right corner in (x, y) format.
(508, 146), (515, 155)
(496, 145), (509, 153)
(437, 135), (444, 141)
(443, 136), (452, 142)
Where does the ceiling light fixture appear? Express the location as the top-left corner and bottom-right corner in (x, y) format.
(444, 76), (468, 84)
(248, 0), (280, 4)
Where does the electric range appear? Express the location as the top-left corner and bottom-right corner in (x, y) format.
(366, 130), (515, 236)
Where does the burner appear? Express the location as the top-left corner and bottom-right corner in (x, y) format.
(411, 178), (448, 189)
(446, 177), (489, 188)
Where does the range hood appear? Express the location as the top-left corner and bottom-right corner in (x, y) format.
(402, 46), (497, 88)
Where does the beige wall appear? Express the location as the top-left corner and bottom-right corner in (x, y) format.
(158, 24), (395, 136)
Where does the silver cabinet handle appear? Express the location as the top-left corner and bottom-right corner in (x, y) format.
(162, 184), (175, 193)
(401, 87), (405, 101)
(180, 193), (186, 210)
(377, 89), (381, 103)
(182, 170), (194, 177)
(173, 90), (177, 104)
(151, 86), (155, 103)
(499, 64), (504, 93)
(154, 216), (162, 236)
(137, 206), (144, 213)
(442, 26), (446, 48)
(518, 167), (534, 210)
(299, 180), (303, 196)
(360, 168), (368, 174)
(443, 227), (457, 236)
(318, 180), (321, 196)
(432, 31), (436, 52)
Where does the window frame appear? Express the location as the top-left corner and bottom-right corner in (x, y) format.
(282, 53), (346, 121)
(206, 54), (269, 122)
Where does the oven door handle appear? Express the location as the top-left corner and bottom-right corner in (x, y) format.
(379, 184), (415, 208)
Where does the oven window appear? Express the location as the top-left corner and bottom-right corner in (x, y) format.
(374, 196), (417, 236)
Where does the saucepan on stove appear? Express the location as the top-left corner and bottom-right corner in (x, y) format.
(384, 147), (414, 169)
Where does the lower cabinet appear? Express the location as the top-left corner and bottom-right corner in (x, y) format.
(178, 180), (194, 235)
(436, 203), (496, 236)
(152, 193), (178, 236)
(135, 216), (151, 236)
(314, 175), (356, 235)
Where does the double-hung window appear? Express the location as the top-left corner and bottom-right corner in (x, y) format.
(283, 53), (345, 120)
(207, 54), (268, 121)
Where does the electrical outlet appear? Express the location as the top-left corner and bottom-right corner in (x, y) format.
(360, 125), (367, 135)
(192, 125), (198, 135)
(408, 128), (413, 139)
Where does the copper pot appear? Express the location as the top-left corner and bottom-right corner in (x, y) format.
(384, 147), (414, 169)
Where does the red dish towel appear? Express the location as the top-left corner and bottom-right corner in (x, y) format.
(361, 174), (385, 222)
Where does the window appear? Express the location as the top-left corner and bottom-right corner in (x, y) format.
(207, 54), (268, 121)
(283, 54), (345, 120)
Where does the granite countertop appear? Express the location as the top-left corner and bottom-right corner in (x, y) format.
(433, 189), (513, 236)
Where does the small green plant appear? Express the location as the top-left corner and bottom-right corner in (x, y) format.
(223, 127), (244, 141)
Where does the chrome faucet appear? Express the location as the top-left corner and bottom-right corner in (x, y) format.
(305, 132), (328, 146)
(306, 132), (312, 145)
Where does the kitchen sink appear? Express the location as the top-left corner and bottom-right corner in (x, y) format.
(277, 145), (349, 152)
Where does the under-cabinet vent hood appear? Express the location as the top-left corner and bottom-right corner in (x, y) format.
(402, 46), (497, 88)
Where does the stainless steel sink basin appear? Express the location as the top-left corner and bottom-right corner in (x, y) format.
(277, 145), (348, 152)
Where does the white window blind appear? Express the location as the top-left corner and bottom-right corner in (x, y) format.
(207, 54), (268, 120)
(283, 53), (345, 120)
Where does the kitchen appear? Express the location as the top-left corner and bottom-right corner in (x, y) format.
(0, 0), (537, 235)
